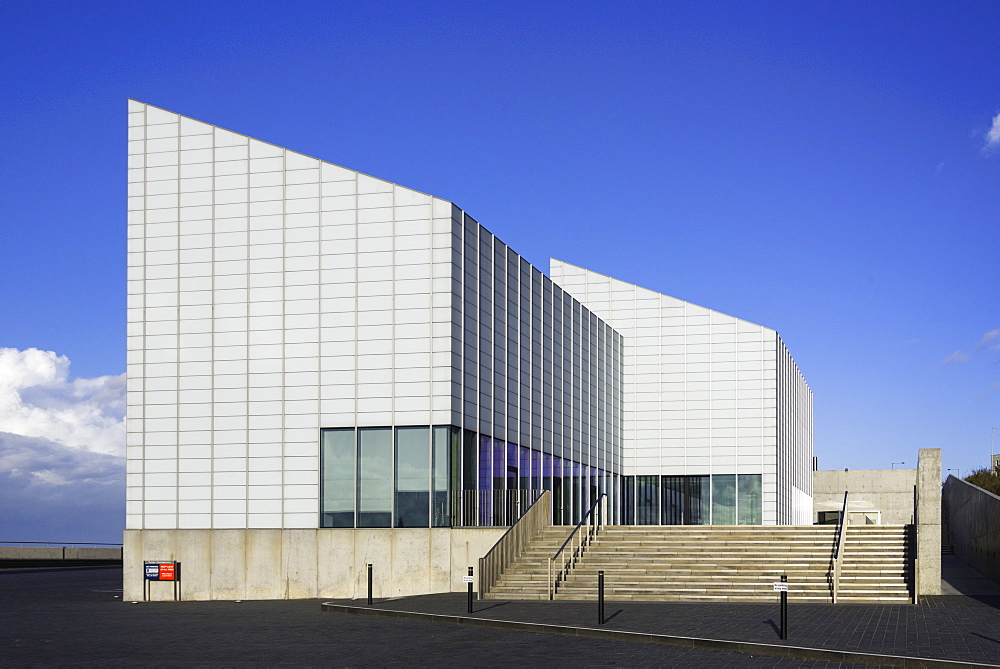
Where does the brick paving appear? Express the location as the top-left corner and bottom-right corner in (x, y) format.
(2, 565), (999, 667)
(1, 567), (861, 667)
(327, 591), (1000, 666)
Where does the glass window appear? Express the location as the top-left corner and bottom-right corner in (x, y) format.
(478, 435), (494, 492)
(462, 429), (477, 491)
(738, 474), (762, 525)
(395, 427), (430, 528)
(620, 475), (635, 525)
(687, 476), (711, 525)
(515, 445), (528, 490)
(662, 476), (683, 525)
(662, 475), (710, 525)
(529, 447), (541, 491)
(320, 428), (355, 528)
(636, 475), (659, 525)
(358, 427), (392, 527)
(712, 474), (736, 525)
(432, 426), (451, 527)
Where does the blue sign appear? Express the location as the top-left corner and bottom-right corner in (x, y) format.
(144, 563), (161, 580)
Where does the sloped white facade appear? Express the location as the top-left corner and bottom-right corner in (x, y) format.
(550, 260), (813, 525)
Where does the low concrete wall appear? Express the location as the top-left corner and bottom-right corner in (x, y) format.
(813, 469), (917, 525)
(123, 528), (506, 602)
(0, 546), (122, 561)
(943, 475), (1000, 584)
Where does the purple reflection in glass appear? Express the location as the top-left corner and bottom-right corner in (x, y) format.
(478, 435), (492, 492)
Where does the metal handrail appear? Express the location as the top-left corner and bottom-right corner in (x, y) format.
(450, 489), (545, 527)
(478, 491), (552, 599)
(548, 493), (607, 600)
(831, 491), (849, 603)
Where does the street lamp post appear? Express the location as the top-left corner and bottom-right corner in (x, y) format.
(947, 468), (961, 479)
(891, 462), (905, 470)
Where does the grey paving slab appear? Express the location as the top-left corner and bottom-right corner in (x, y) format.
(941, 554), (1000, 596)
(0, 567), (861, 667)
(322, 584), (1000, 666)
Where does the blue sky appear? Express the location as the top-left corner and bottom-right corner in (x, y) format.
(1, 1), (997, 541)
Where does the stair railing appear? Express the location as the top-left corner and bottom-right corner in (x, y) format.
(831, 491), (849, 603)
(478, 490), (551, 600)
(548, 493), (607, 600)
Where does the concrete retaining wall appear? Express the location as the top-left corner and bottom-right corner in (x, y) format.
(813, 469), (917, 525)
(123, 528), (506, 602)
(943, 475), (1000, 584)
(0, 546), (122, 561)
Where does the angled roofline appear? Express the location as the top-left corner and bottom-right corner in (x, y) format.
(128, 98), (446, 203)
(549, 256), (776, 333)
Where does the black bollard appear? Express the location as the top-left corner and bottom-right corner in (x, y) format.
(367, 563), (373, 606)
(467, 566), (474, 614)
(780, 574), (787, 639)
(598, 570), (605, 625)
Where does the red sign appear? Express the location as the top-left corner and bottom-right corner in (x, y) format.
(158, 563), (176, 581)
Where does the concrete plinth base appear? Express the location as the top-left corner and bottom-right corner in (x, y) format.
(124, 528), (505, 602)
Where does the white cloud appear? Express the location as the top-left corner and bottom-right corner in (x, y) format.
(939, 328), (1000, 374)
(986, 112), (1000, 151)
(939, 350), (970, 366)
(0, 348), (126, 541)
(0, 431), (124, 542)
(0, 348), (124, 456)
(977, 329), (1000, 351)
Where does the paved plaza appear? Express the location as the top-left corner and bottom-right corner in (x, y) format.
(1, 560), (999, 667)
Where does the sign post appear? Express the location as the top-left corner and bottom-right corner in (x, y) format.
(143, 561), (181, 601)
(466, 567), (474, 614)
(598, 570), (605, 625)
(773, 574), (788, 639)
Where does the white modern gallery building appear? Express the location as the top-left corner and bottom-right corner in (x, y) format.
(124, 101), (813, 600)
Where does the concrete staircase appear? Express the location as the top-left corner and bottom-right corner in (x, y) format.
(486, 526), (574, 600)
(486, 524), (914, 603)
(837, 525), (913, 602)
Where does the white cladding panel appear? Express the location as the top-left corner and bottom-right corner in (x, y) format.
(127, 102), (455, 530)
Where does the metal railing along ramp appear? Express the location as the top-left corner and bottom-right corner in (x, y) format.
(486, 524), (914, 603)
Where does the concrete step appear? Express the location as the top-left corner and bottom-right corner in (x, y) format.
(488, 524), (913, 603)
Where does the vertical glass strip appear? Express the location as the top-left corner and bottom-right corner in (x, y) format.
(662, 476), (683, 525)
(462, 429), (477, 490)
(357, 427), (392, 528)
(432, 426), (451, 527)
(637, 475), (659, 525)
(688, 476), (711, 525)
(738, 474), (762, 525)
(712, 474), (736, 525)
(621, 475), (635, 525)
(320, 428), (355, 528)
(394, 427), (430, 528)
